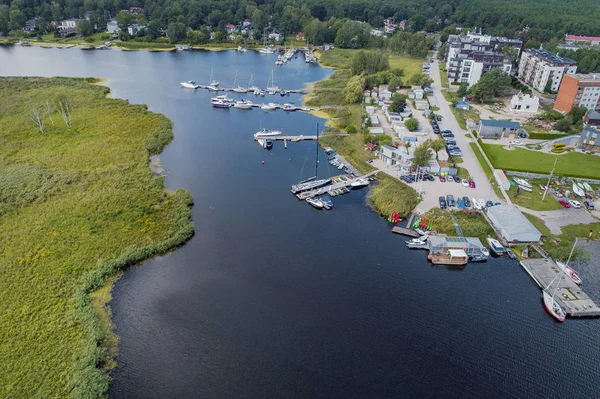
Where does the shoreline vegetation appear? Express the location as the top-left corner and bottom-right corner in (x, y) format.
(0, 77), (194, 397)
(308, 48), (421, 218)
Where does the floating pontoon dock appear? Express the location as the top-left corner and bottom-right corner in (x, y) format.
(520, 258), (600, 317)
(295, 170), (379, 200)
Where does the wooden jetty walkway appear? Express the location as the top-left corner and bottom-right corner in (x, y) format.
(391, 227), (421, 238)
(295, 170), (379, 200)
(520, 258), (600, 317)
(255, 135), (317, 141)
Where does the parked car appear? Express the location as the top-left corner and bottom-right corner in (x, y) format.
(427, 174), (435, 181)
(463, 197), (471, 207)
(584, 200), (595, 210)
(453, 176), (461, 183)
(424, 87), (434, 94)
(569, 200), (582, 208)
(439, 175), (446, 182)
(441, 132), (454, 138)
(447, 176), (454, 182)
(461, 179), (469, 187)
(486, 200), (494, 208)
(510, 140), (524, 146)
(446, 144), (459, 150)
(559, 199), (571, 208)
(469, 180), (476, 188)
(433, 127), (440, 133)
(436, 116), (442, 122)
(449, 151), (462, 157)
(439, 196), (447, 209)
(447, 195), (456, 207)
(444, 139), (457, 145)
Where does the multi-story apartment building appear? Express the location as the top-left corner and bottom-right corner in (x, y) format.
(565, 34), (600, 47)
(554, 73), (600, 113)
(517, 49), (577, 93)
(445, 30), (522, 87)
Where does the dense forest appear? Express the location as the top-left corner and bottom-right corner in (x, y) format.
(1, 0), (600, 43)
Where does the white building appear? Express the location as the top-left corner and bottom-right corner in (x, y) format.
(370, 29), (384, 37)
(127, 24), (146, 36)
(379, 145), (413, 166)
(59, 19), (78, 30)
(414, 99), (429, 110)
(106, 19), (119, 35)
(518, 49), (577, 93)
(509, 92), (539, 113)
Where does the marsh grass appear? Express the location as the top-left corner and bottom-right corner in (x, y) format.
(0, 77), (193, 398)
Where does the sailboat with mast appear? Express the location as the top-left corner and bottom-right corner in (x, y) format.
(266, 69), (280, 95)
(247, 73), (259, 93)
(543, 243), (577, 322)
(207, 67), (219, 91)
(556, 240), (583, 284)
(232, 71), (248, 93)
(291, 123), (331, 194)
(258, 31), (275, 54)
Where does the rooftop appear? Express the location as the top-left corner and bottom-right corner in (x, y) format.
(586, 109), (600, 120)
(486, 205), (541, 241)
(525, 49), (576, 65)
(565, 34), (600, 42)
(480, 119), (520, 129)
(570, 73), (600, 83)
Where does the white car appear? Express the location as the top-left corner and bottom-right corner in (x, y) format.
(447, 176), (454, 182)
(569, 200), (581, 208)
(461, 179), (469, 187)
(510, 140), (524, 146)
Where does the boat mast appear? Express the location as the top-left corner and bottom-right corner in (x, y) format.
(315, 123), (319, 178)
(542, 158), (558, 201)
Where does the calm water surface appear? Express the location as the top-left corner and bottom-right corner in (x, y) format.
(2, 47), (599, 399)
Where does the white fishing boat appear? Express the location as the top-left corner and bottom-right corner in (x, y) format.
(582, 182), (592, 191)
(513, 177), (531, 189)
(556, 260), (583, 285)
(337, 163), (345, 170)
(572, 182), (585, 197)
(212, 100), (231, 108)
(350, 178), (370, 188)
(211, 95), (231, 104)
(406, 237), (429, 249)
(282, 103), (297, 111)
(237, 46), (247, 52)
(180, 80), (199, 89)
(486, 236), (505, 256)
(306, 197), (324, 209)
(254, 128), (282, 138)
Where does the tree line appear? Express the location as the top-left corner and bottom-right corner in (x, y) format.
(1, 0), (599, 43)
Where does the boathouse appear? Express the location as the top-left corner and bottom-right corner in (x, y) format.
(486, 205), (541, 242)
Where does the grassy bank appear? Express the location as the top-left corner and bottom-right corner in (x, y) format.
(480, 143), (600, 179)
(524, 214), (599, 260)
(0, 77), (193, 397)
(368, 173), (419, 217)
(468, 143), (504, 198)
(507, 179), (563, 211)
(424, 208), (495, 243)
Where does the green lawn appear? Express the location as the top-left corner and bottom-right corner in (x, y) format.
(506, 180), (563, 211)
(425, 208), (495, 243)
(0, 77), (193, 397)
(481, 143), (600, 179)
(315, 48), (424, 80)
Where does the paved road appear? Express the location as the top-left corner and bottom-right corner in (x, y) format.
(515, 205), (598, 235)
(427, 58), (501, 204)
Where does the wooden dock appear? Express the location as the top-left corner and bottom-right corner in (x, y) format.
(392, 227), (421, 238)
(255, 135), (317, 142)
(294, 170), (379, 200)
(520, 259), (600, 317)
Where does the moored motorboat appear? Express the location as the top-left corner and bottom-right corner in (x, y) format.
(320, 195), (333, 210)
(306, 197), (324, 209)
(486, 236), (505, 256)
(234, 100), (253, 109)
(180, 80), (199, 89)
(556, 260), (582, 285)
(506, 248), (516, 259)
(283, 103), (297, 111)
(428, 249), (469, 265)
(350, 178), (370, 189)
(291, 178), (331, 194)
(260, 103), (276, 111)
(212, 100), (231, 108)
(254, 128), (282, 138)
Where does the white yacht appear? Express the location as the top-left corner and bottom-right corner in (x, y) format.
(180, 81), (199, 89)
(254, 128), (282, 138)
(260, 104), (277, 111)
(350, 178), (370, 188)
(306, 197), (324, 209)
(234, 100), (253, 109)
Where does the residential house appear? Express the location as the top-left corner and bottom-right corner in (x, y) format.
(296, 32), (305, 41)
(578, 126), (600, 152)
(242, 19), (252, 28)
(584, 110), (600, 126)
(57, 19), (78, 37)
(379, 145), (413, 166)
(412, 86), (424, 99)
(226, 24), (237, 34)
(509, 92), (539, 113)
(23, 18), (37, 32)
(414, 99), (429, 110)
(127, 24), (146, 36)
(365, 106), (375, 115)
(227, 33), (237, 41)
(369, 127), (384, 135)
(477, 119), (521, 139)
(437, 150), (449, 161)
(518, 49), (577, 93)
(370, 115), (380, 126)
(384, 18), (397, 34)
(554, 73), (600, 114)
(268, 31), (282, 42)
(565, 34), (600, 47)
(106, 19), (119, 35)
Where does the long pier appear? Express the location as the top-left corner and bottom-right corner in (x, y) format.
(520, 259), (600, 317)
(295, 170), (379, 200)
(255, 135), (317, 141)
(198, 85), (306, 94)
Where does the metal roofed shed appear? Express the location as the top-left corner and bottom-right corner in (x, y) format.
(486, 205), (542, 242)
(427, 236), (489, 261)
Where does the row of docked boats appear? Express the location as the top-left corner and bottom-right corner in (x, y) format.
(543, 242), (582, 322)
(276, 48), (297, 66)
(211, 95), (300, 111)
